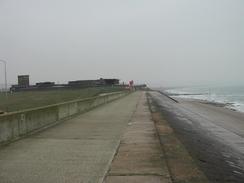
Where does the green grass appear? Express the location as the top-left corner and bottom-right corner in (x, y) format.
(0, 87), (125, 112)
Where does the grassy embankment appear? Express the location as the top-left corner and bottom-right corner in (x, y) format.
(0, 87), (125, 112)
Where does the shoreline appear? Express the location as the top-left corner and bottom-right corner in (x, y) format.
(169, 94), (244, 113)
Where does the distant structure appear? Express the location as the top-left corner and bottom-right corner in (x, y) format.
(10, 75), (30, 92)
(36, 82), (55, 88)
(68, 78), (119, 88)
(10, 76), (120, 92)
(103, 79), (120, 85)
(18, 75), (29, 87)
(134, 84), (148, 90)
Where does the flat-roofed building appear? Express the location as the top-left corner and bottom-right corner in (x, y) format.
(103, 79), (119, 85)
(68, 78), (119, 87)
(18, 75), (29, 87)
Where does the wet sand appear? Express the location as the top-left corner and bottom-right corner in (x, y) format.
(150, 91), (244, 183)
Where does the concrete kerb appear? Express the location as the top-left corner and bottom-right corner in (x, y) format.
(0, 91), (131, 146)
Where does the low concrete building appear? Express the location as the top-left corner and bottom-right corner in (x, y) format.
(36, 82), (55, 88)
(68, 78), (119, 88)
(103, 79), (119, 85)
(18, 75), (29, 88)
(11, 76), (120, 92)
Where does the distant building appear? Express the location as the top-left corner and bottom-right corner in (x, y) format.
(134, 84), (148, 90)
(68, 80), (100, 87)
(11, 76), (120, 92)
(103, 79), (119, 85)
(36, 82), (55, 88)
(68, 78), (119, 87)
(18, 75), (29, 87)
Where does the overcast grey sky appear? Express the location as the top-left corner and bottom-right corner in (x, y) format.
(0, 0), (243, 87)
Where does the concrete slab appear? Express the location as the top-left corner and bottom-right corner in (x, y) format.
(0, 92), (141, 183)
(104, 92), (172, 183)
(105, 176), (171, 183)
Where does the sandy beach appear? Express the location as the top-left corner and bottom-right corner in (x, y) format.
(150, 91), (244, 183)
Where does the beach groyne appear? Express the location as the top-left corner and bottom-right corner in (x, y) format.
(0, 91), (129, 146)
(157, 90), (179, 103)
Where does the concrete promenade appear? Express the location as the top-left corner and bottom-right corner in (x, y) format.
(104, 92), (171, 183)
(0, 92), (140, 183)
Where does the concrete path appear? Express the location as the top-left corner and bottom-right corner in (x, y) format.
(104, 92), (172, 183)
(0, 92), (141, 183)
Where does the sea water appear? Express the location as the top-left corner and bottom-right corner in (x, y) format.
(165, 86), (244, 113)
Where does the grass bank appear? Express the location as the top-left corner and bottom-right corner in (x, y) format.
(0, 87), (125, 112)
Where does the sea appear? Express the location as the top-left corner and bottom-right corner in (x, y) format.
(165, 86), (244, 113)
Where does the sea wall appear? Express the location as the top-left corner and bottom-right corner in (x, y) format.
(0, 91), (129, 145)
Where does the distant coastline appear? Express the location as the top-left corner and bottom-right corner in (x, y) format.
(164, 86), (244, 113)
